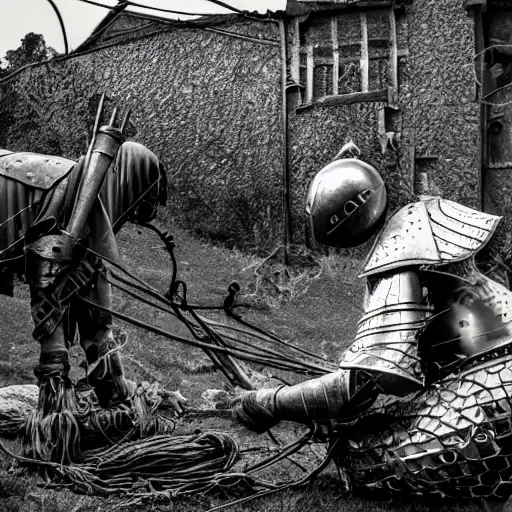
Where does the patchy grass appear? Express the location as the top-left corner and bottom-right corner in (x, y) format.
(0, 222), (481, 512)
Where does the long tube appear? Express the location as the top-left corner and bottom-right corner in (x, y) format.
(279, 18), (292, 265)
(66, 125), (125, 237)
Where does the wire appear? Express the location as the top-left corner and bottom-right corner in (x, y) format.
(75, 0), (116, 8)
(46, 0), (70, 54)
(116, 0), (215, 17)
(76, 0), (259, 18)
(202, 0), (247, 15)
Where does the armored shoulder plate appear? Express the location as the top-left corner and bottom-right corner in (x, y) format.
(339, 270), (433, 395)
(0, 150), (76, 190)
(360, 197), (501, 278)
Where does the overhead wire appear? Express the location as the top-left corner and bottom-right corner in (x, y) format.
(76, 0), (275, 19)
(0, 0), (279, 87)
(46, 0), (69, 54)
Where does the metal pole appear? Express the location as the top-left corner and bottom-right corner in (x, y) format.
(279, 18), (292, 266)
(472, 5), (487, 212)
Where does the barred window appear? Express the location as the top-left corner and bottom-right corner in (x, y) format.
(289, 8), (405, 110)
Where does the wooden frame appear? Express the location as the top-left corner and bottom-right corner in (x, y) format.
(291, 6), (401, 111)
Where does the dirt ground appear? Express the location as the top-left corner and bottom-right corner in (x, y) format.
(0, 221), (481, 512)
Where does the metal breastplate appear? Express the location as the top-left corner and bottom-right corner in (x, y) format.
(339, 270), (433, 395)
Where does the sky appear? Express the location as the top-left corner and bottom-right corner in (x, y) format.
(1, 0), (286, 61)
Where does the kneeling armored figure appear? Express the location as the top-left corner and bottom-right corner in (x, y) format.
(233, 142), (512, 434)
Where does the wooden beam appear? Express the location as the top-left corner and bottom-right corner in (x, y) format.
(306, 43), (314, 103)
(289, 17), (302, 105)
(331, 17), (339, 96)
(299, 40), (392, 53)
(290, 17), (301, 84)
(360, 12), (369, 92)
(388, 7), (398, 106)
(296, 87), (389, 112)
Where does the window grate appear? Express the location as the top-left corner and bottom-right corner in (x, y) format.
(290, 7), (403, 110)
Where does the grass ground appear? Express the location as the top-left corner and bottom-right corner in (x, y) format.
(0, 221), (484, 512)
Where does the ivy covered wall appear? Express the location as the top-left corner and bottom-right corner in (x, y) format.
(0, 2), (482, 255)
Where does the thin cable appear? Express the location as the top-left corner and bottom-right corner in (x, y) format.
(109, 274), (332, 374)
(121, 0), (215, 17)
(101, 233), (331, 366)
(108, 267), (332, 366)
(201, 0), (247, 15)
(75, 0), (116, 8)
(77, 0), (274, 20)
(79, 296), (331, 375)
(46, 0), (69, 54)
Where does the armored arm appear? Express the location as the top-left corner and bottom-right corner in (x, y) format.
(233, 271), (431, 433)
(339, 270), (432, 396)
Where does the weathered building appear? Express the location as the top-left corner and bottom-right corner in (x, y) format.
(0, 0), (508, 256)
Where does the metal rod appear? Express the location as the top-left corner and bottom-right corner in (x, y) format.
(331, 18), (339, 96)
(360, 12), (369, 92)
(279, 18), (292, 266)
(472, 5), (487, 212)
(83, 92), (106, 179)
(120, 108), (132, 133)
(109, 106), (118, 126)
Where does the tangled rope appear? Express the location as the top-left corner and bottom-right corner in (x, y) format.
(81, 223), (337, 381)
(0, 391), (332, 508)
(0, 222), (338, 507)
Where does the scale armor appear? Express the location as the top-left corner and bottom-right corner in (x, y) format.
(343, 353), (512, 499)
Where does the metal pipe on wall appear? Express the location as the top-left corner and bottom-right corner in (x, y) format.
(278, 17), (293, 266)
(465, 0), (489, 212)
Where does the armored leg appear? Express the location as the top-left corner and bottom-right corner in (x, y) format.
(76, 261), (132, 408)
(27, 284), (81, 463)
(30, 288), (70, 381)
(233, 369), (377, 433)
(25, 230), (75, 382)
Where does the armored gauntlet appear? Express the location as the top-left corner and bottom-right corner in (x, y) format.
(233, 369), (364, 433)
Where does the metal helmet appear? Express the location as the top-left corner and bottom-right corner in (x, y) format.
(305, 150), (387, 248)
(418, 277), (512, 384)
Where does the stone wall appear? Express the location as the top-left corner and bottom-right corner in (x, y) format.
(401, 0), (480, 209)
(0, 16), (283, 252)
(287, 0), (480, 255)
(0, 1), (481, 254)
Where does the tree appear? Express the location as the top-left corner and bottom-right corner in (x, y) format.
(1, 33), (55, 74)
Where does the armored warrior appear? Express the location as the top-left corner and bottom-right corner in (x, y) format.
(0, 107), (170, 460)
(233, 143), (512, 434)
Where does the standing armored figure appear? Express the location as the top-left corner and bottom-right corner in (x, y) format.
(0, 109), (168, 461)
(234, 143), (512, 434)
